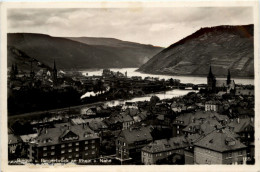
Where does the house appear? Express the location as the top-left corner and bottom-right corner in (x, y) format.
(122, 102), (138, 110)
(194, 129), (247, 164)
(205, 100), (220, 112)
(122, 115), (135, 130)
(27, 123), (100, 163)
(172, 113), (194, 136)
(235, 88), (254, 96)
(8, 134), (23, 154)
(171, 102), (187, 113)
(228, 117), (254, 161)
(80, 107), (97, 117)
(88, 118), (108, 133)
(141, 136), (189, 165)
(228, 117), (254, 145)
(116, 127), (152, 162)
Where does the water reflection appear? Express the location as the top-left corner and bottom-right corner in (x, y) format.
(104, 89), (195, 107)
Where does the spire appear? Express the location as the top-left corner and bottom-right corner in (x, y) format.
(207, 65), (214, 78)
(53, 59), (57, 71)
(227, 69), (231, 85)
(53, 59), (58, 87)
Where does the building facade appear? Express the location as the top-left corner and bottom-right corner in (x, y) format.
(194, 130), (247, 164)
(28, 124), (100, 163)
(141, 136), (189, 165)
(116, 127), (152, 161)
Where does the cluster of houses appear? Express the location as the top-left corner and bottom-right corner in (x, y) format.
(8, 65), (254, 165)
(8, 84), (254, 165)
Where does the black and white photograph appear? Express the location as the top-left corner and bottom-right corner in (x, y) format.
(0, 1), (259, 171)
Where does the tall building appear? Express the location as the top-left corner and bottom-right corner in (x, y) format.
(116, 126), (152, 162)
(207, 66), (235, 92)
(194, 129), (247, 164)
(207, 65), (216, 91)
(28, 123), (100, 163)
(53, 60), (58, 86)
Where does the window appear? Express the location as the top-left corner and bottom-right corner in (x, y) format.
(68, 155), (72, 159)
(51, 152), (55, 155)
(92, 140), (95, 143)
(61, 156), (65, 160)
(177, 125), (179, 129)
(75, 154), (79, 157)
(43, 153), (47, 157)
(68, 149), (72, 153)
(61, 150), (65, 154)
(51, 146), (55, 150)
(61, 144), (65, 148)
(92, 145), (95, 149)
(68, 143), (72, 147)
(85, 146), (88, 150)
(75, 142), (79, 146)
(92, 151), (95, 154)
(76, 148), (79, 152)
(43, 147), (47, 151)
(238, 151), (243, 155)
(123, 142), (126, 146)
(85, 141), (89, 144)
(85, 152), (88, 156)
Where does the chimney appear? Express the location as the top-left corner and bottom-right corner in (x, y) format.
(237, 118), (240, 124)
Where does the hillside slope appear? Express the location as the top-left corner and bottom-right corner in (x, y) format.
(138, 24), (254, 78)
(7, 33), (163, 70)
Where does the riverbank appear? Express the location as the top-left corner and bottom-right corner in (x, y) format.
(8, 88), (193, 124)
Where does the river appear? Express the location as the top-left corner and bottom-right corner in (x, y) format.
(9, 68), (254, 120)
(80, 89), (195, 114)
(79, 68), (254, 85)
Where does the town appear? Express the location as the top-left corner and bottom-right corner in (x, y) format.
(8, 63), (255, 165)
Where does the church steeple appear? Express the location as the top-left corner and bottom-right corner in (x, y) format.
(207, 65), (216, 91)
(53, 60), (57, 72)
(53, 59), (58, 86)
(227, 69), (231, 85)
(208, 65), (214, 78)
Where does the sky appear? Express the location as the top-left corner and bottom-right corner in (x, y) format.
(7, 7), (253, 47)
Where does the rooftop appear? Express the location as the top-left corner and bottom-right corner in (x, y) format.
(142, 136), (190, 153)
(194, 129), (246, 152)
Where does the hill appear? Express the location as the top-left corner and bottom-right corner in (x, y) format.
(138, 24), (254, 78)
(7, 33), (163, 70)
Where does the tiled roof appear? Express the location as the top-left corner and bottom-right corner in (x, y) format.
(8, 134), (22, 145)
(142, 136), (189, 153)
(89, 118), (108, 131)
(173, 111), (218, 126)
(122, 114), (134, 122)
(30, 123), (99, 147)
(228, 118), (254, 133)
(120, 127), (152, 144)
(194, 130), (246, 152)
(173, 113), (193, 126)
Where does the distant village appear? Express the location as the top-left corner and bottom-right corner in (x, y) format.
(8, 63), (255, 165)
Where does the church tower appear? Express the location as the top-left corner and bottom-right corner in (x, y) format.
(53, 60), (58, 86)
(30, 61), (35, 80)
(207, 65), (216, 91)
(227, 69), (231, 85)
